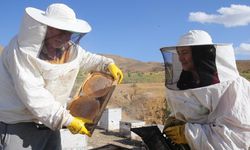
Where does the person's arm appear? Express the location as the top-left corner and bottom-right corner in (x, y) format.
(78, 46), (123, 83)
(184, 123), (222, 149)
(78, 46), (113, 72)
(185, 122), (249, 150)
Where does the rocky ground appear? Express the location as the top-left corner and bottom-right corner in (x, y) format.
(108, 83), (167, 124)
(87, 128), (146, 150)
(86, 83), (166, 150)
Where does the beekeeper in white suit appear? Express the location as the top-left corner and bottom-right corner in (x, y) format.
(0, 3), (123, 150)
(160, 30), (250, 150)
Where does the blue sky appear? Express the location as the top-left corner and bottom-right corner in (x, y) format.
(1, 0), (250, 62)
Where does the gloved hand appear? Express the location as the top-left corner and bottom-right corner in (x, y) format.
(107, 63), (123, 84)
(163, 116), (185, 131)
(67, 117), (93, 137)
(163, 124), (187, 144)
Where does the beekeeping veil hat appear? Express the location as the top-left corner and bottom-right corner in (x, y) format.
(17, 3), (91, 59)
(176, 30), (213, 46)
(26, 3), (91, 33)
(159, 31), (250, 150)
(160, 30), (239, 90)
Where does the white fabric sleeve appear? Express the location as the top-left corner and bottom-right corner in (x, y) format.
(185, 123), (249, 150)
(78, 47), (114, 72)
(63, 115), (74, 127)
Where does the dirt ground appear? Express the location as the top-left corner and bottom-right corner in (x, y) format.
(87, 83), (166, 149)
(87, 128), (145, 150)
(108, 83), (167, 124)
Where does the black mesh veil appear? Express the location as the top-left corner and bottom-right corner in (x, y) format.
(160, 45), (220, 90)
(39, 28), (85, 60)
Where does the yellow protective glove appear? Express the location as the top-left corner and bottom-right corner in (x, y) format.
(163, 116), (185, 131)
(163, 124), (187, 144)
(67, 117), (93, 137)
(107, 63), (123, 84)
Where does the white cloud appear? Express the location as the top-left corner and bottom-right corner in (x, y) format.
(234, 43), (250, 60)
(189, 4), (250, 27)
(235, 43), (250, 53)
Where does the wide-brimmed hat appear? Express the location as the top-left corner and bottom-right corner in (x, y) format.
(161, 30), (229, 51)
(25, 3), (91, 33)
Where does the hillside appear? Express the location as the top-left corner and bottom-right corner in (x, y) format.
(0, 45), (250, 147)
(101, 55), (250, 125)
(102, 53), (250, 74)
(108, 83), (166, 124)
(0, 45), (249, 124)
(102, 54), (250, 82)
(236, 60), (250, 72)
(0, 45), (3, 53)
(0, 45), (248, 74)
(101, 54), (164, 73)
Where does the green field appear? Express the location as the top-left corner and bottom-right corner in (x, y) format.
(75, 70), (250, 85)
(240, 71), (250, 80)
(122, 71), (250, 83)
(122, 71), (165, 83)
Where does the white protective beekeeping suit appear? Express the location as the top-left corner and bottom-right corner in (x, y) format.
(160, 30), (250, 150)
(0, 4), (113, 130)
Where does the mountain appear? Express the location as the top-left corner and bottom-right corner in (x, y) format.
(236, 60), (250, 72)
(102, 54), (250, 73)
(101, 54), (164, 73)
(0, 45), (249, 74)
(0, 45), (3, 53)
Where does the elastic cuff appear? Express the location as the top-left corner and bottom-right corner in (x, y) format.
(105, 63), (114, 72)
(63, 115), (74, 127)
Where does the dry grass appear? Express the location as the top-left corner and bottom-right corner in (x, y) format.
(0, 45), (3, 53)
(108, 83), (167, 124)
